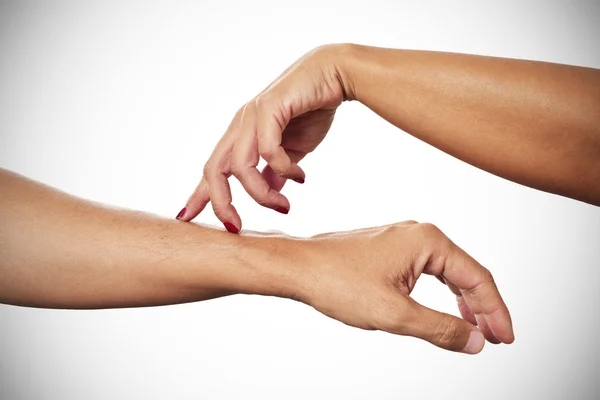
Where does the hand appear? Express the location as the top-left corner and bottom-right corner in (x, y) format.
(178, 45), (348, 232)
(295, 221), (514, 354)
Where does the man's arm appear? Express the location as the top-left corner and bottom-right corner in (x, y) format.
(0, 168), (513, 353)
(339, 45), (600, 205)
(0, 168), (299, 309)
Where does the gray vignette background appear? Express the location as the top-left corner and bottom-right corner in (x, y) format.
(1, 1), (599, 399)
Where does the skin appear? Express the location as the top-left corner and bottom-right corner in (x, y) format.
(180, 44), (600, 232)
(0, 168), (513, 354)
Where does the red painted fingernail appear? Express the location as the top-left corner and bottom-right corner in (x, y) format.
(274, 207), (289, 215)
(223, 222), (239, 233)
(293, 177), (305, 184)
(176, 207), (186, 220)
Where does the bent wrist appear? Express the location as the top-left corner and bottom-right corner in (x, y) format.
(325, 43), (364, 102)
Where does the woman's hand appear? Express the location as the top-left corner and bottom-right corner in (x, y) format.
(179, 44), (600, 223)
(296, 221), (514, 354)
(178, 45), (349, 232)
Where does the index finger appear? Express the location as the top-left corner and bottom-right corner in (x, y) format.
(437, 243), (515, 344)
(180, 107), (244, 226)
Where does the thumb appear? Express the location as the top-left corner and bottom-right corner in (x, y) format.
(404, 298), (485, 354)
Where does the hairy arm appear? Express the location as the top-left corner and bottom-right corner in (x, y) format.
(338, 44), (600, 205)
(0, 168), (300, 309)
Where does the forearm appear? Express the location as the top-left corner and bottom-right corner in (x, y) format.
(336, 44), (600, 205)
(0, 169), (303, 309)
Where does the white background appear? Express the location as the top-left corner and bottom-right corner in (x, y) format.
(1, 1), (599, 399)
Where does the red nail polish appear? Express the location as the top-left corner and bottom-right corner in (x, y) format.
(274, 207), (289, 215)
(176, 207), (186, 220)
(293, 177), (305, 184)
(223, 222), (239, 233)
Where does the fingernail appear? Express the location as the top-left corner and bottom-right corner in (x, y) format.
(293, 177), (305, 184)
(176, 207), (186, 220)
(223, 222), (239, 234)
(461, 331), (485, 354)
(274, 207), (289, 215)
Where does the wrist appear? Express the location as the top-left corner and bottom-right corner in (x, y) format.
(232, 233), (316, 303)
(326, 43), (363, 102)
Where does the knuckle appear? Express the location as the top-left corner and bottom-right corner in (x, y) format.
(273, 164), (291, 176)
(255, 93), (267, 109)
(254, 191), (271, 207)
(245, 99), (258, 114)
(418, 222), (442, 236)
(248, 187), (272, 207)
(239, 100), (256, 117)
(202, 163), (213, 177)
(388, 222), (402, 230)
(260, 146), (276, 161)
(433, 315), (461, 347)
(382, 223), (401, 234)
(229, 161), (243, 177)
(234, 105), (245, 120)
(416, 223), (450, 256)
(257, 90), (276, 105)
(255, 93), (274, 117)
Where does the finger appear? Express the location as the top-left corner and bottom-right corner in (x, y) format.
(475, 312), (502, 344)
(233, 167), (291, 214)
(262, 148), (307, 188)
(451, 245), (513, 344)
(431, 242), (514, 344)
(400, 298), (485, 354)
(180, 107), (244, 226)
(262, 165), (287, 192)
(444, 279), (477, 325)
(456, 294), (478, 327)
(178, 178), (210, 222)
(443, 277), (483, 327)
(204, 164), (242, 233)
(255, 96), (305, 180)
(230, 104), (292, 214)
(449, 277), (500, 343)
